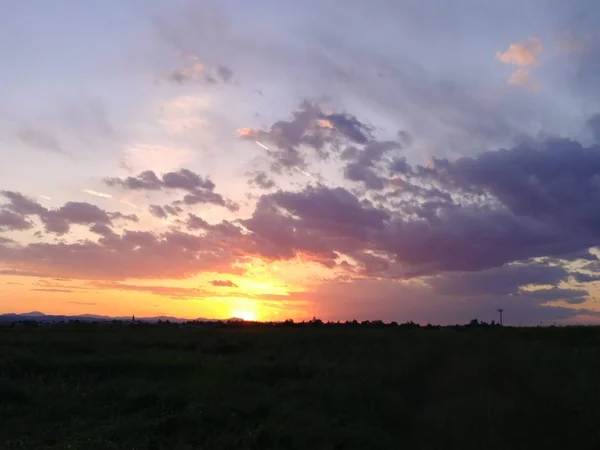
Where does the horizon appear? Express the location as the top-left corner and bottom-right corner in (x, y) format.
(0, 309), (570, 327)
(2, 1), (600, 326)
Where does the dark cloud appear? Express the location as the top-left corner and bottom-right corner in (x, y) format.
(248, 171), (276, 190)
(237, 101), (374, 173)
(89, 223), (114, 237)
(108, 212), (139, 223)
(417, 137), (600, 233)
(0, 209), (33, 231)
(149, 204), (183, 219)
(519, 287), (589, 304)
(587, 114), (600, 142)
(43, 202), (111, 235)
(390, 157), (413, 175)
(344, 163), (386, 190)
(341, 140), (403, 190)
(239, 133), (600, 276)
(105, 169), (237, 211)
(105, 170), (163, 190)
(149, 205), (167, 219)
(210, 279), (238, 288)
(319, 112), (372, 144)
(180, 191), (240, 212)
(1, 191), (47, 216)
(162, 169), (215, 191)
(0, 191), (132, 235)
(186, 214), (211, 231)
(428, 263), (570, 297)
(217, 65), (233, 82)
(572, 272), (600, 283)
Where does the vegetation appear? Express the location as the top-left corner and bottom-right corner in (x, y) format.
(2, 320), (600, 449)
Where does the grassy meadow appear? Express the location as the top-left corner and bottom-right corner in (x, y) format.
(2, 322), (600, 449)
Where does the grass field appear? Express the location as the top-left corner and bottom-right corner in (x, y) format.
(2, 323), (600, 449)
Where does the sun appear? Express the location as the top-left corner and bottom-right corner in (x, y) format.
(230, 309), (257, 322)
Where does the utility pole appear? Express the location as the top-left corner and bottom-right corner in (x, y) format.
(497, 309), (504, 326)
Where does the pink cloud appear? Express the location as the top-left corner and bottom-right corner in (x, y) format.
(495, 38), (543, 66)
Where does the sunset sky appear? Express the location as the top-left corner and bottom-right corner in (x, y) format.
(1, 0), (600, 325)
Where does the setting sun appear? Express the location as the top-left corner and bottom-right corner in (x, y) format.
(231, 309), (257, 322)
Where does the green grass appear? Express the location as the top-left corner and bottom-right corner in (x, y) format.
(2, 324), (600, 449)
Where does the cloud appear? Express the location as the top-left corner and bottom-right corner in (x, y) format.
(427, 263), (570, 297)
(16, 129), (64, 154)
(342, 140), (403, 190)
(148, 204), (183, 219)
(0, 228), (242, 280)
(31, 288), (74, 293)
(319, 112), (372, 144)
(185, 214), (211, 230)
(572, 272), (600, 283)
(248, 171), (276, 190)
(217, 65), (233, 82)
(165, 54), (234, 86)
(507, 68), (539, 90)
(83, 190), (113, 199)
(233, 132), (600, 279)
(210, 279), (238, 288)
(0, 191), (133, 235)
(105, 169), (238, 212)
(90, 281), (207, 299)
(0, 269), (49, 277)
(107, 169), (211, 195)
(148, 205), (167, 219)
(68, 301), (97, 306)
(587, 114), (600, 142)
(42, 202), (112, 234)
(495, 38), (543, 91)
(2, 112), (600, 322)
(237, 100), (370, 173)
(495, 38), (543, 67)
(0, 209), (33, 232)
(167, 55), (206, 84)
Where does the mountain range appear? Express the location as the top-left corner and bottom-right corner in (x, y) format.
(0, 311), (218, 323)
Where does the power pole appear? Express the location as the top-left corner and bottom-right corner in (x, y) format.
(497, 309), (504, 326)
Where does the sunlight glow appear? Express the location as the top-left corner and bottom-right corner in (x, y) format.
(230, 308), (257, 321)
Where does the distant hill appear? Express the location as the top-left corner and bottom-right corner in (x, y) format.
(0, 312), (214, 324)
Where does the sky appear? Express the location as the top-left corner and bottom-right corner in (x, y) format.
(1, 0), (600, 325)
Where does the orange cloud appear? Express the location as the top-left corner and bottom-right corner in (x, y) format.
(495, 38), (543, 66)
(236, 128), (260, 138)
(496, 38), (543, 91)
(507, 68), (539, 91)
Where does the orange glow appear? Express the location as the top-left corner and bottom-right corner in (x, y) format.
(230, 307), (257, 321)
(0, 255), (328, 321)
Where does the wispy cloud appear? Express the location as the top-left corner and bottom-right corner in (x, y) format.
(507, 68), (539, 91)
(83, 189), (112, 199)
(16, 128), (65, 155)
